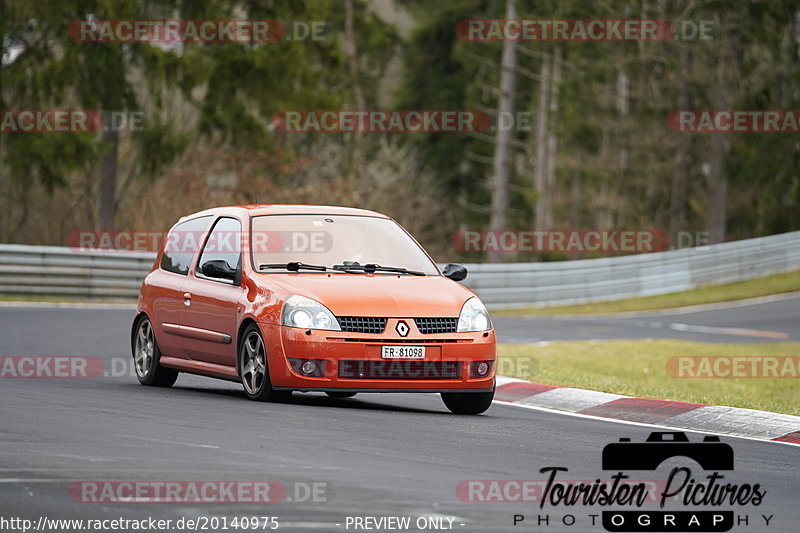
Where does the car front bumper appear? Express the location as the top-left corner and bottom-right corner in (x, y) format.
(260, 321), (497, 392)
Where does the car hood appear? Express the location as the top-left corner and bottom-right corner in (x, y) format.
(261, 274), (475, 317)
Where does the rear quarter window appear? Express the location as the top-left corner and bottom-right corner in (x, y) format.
(160, 216), (212, 275)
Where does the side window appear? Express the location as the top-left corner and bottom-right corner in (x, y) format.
(160, 216), (212, 275)
(197, 217), (242, 279)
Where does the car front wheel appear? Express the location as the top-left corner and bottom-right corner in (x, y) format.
(441, 388), (494, 415)
(238, 324), (291, 402)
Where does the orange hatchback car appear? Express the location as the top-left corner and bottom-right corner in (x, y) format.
(132, 205), (496, 414)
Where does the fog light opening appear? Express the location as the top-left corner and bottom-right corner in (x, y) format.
(301, 360), (318, 376)
(470, 360), (492, 378)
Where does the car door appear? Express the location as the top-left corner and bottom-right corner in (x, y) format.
(149, 215), (212, 359)
(180, 216), (244, 367)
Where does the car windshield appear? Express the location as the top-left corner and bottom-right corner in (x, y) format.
(250, 214), (439, 275)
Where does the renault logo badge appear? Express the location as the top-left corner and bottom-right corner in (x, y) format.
(396, 321), (409, 337)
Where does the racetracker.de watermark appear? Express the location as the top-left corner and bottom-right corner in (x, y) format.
(69, 20), (328, 43)
(668, 110), (800, 133)
(457, 19), (682, 42)
(273, 110), (492, 133)
(0, 356), (105, 379)
(67, 230), (332, 254)
(666, 356), (800, 378)
(457, 479), (668, 504)
(1, 356), (221, 380)
(68, 481), (300, 503)
(0, 110), (143, 132)
(453, 230), (671, 254)
(457, 19), (715, 41)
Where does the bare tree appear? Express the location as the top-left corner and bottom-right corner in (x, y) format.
(532, 45), (562, 231)
(344, 0), (367, 196)
(705, 16), (737, 244)
(544, 47), (561, 229)
(488, 0), (518, 262)
(669, 48), (691, 244)
(533, 53), (550, 230)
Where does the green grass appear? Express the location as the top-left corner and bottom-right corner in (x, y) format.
(498, 340), (800, 415)
(493, 270), (800, 316)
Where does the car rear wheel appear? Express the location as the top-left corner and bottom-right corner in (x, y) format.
(238, 324), (292, 402)
(133, 316), (178, 387)
(441, 388), (494, 415)
(325, 392), (357, 399)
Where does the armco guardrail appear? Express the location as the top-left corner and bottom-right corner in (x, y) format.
(0, 231), (798, 306)
(0, 244), (154, 300)
(463, 231), (800, 308)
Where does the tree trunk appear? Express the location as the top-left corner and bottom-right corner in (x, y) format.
(533, 54), (550, 231)
(488, 0), (518, 262)
(616, 68), (629, 203)
(96, 127), (119, 231)
(344, 0), (367, 196)
(706, 130), (729, 243)
(543, 47), (561, 230)
(533, 47), (561, 232)
(705, 22), (735, 244)
(669, 48), (691, 245)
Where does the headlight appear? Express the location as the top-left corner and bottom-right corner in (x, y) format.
(282, 295), (341, 331)
(457, 296), (492, 332)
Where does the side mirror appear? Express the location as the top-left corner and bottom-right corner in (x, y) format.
(442, 263), (468, 282)
(201, 259), (237, 281)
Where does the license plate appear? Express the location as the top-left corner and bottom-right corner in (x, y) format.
(381, 346), (426, 359)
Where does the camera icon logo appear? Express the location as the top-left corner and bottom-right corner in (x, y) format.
(602, 431), (734, 471)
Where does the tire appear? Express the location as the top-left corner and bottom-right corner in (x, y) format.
(132, 315), (178, 387)
(325, 392), (357, 399)
(441, 388), (495, 415)
(238, 323), (292, 402)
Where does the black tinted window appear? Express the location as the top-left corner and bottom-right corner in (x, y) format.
(197, 217), (242, 277)
(160, 216), (212, 275)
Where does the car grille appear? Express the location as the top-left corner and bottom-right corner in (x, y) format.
(338, 360), (462, 380)
(414, 318), (458, 334)
(338, 338), (468, 344)
(336, 317), (387, 334)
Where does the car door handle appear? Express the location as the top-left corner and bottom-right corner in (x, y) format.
(183, 292), (191, 306)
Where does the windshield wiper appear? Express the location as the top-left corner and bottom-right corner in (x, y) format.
(260, 262), (327, 272)
(332, 263), (426, 276)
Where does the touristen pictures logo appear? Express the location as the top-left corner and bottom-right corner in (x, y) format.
(459, 432), (770, 532)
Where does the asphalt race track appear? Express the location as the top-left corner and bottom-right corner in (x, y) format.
(495, 293), (800, 344)
(0, 303), (798, 532)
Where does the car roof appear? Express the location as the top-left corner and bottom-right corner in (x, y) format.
(179, 204), (389, 221)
